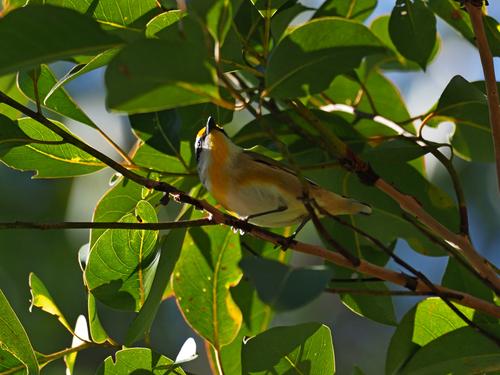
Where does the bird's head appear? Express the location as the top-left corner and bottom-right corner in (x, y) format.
(195, 116), (233, 162)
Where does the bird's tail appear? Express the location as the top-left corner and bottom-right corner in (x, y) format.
(311, 187), (372, 216)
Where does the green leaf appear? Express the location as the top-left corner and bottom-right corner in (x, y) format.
(208, 233), (291, 374)
(386, 298), (482, 375)
(189, 0), (241, 44)
(0, 116), (105, 178)
(339, 281), (397, 326)
(125, 228), (187, 345)
(96, 348), (185, 375)
(0, 5), (121, 76)
(145, 10), (186, 38)
(0, 74), (28, 119)
(362, 139), (428, 164)
(250, 0), (288, 18)
(265, 18), (385, 98)
(240, 257), (333, 311)
(369, 15), (440, 71)
(241, 323), (335, 374)
(90, 174), (162, 247)
(314, 0), (377, 22)
(434, 75), (493, 162)
(484, 16), (500, 57)
(44, 49), (119, 104)
(17, 64), (97, 128)
(85, 200), (159, 311)
(29, 273), (73, 335)
(442, 258), (494, 302)
(389, 0), (436, 70)
(28, 0), (161, 29)
(0, 289), (39, 375)
(271, 2), (310, 41)
(105, 18), (220, 113)
(321, 68), (411, 125)
(87, 294), (109, 344)
(428, 0), (474, 45)
(172, 225), (242, 348)
(385, 306), (419, 375)
(401, 326), (500, 375)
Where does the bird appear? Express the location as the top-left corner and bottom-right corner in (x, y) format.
(195, 116), (371, 231)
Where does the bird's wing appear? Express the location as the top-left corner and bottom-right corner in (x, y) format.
(243, 149), (319, 187)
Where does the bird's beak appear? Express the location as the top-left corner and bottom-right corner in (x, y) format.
(206, 116), (216, 135)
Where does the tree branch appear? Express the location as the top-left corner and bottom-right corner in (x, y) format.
(0, 218), (214, 230)
(325, 288), (459, 297)
(0, 90), (499, 320)
(293, 100), (500, 291)
(465, 1), (500, 192)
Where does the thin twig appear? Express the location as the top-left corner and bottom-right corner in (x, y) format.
(330, 215), (500, 346)
(325, 288), (459, 297)
(465, 1), (500, 191)
(0, 90), (499, 319)
(0, 218), (214, 230)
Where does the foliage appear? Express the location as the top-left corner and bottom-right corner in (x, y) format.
(0, 0), (499, 374)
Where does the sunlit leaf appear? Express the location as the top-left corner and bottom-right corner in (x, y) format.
(29, 272), (73, 334)
(0, 74), (28, 119)
(0, 289), (39, 375)
(85, 200), (159, 311)
(0, 116), (105, 178)
(145, 10), (186, 38)
(64, 315), (89, 375)
(96, 348), (185, 375)
(87, 294), (109, 344)
(314, 0), (377, 21)
(172, 224), (242, 348)
(241, 323), (335, 374)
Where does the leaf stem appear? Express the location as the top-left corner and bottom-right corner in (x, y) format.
(465, 1), (500, 192)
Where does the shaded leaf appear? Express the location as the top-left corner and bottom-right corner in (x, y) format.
(428, 0), (474, 45)
(0, 116), (105, 178)
(271, 1), (310, 41)
(105, 18), (220, 113)
(434, 75), (493, 162)
(96, 348), (185, 375)
(339, 281), (397, 326)
(250, 0), (288, 18)
(314, 0), (377, 22)
(29, 273), (73, 334)
(85, 200), (159, 311)
(442, 258), (494, 302)
(44, 48), (119, 103)
(0, 289), (39, 375)
(240, 257), (333, 311)
(242, 323), (334, 374)
(189, 0), (241, 44)
(0, 5), (121, 76)
(125, 228), (187, 345)
(172, 224), (242, 348)
(389, 0), (436, 70)
(265, 18), (385, 98)
(17, 64), (97, 128)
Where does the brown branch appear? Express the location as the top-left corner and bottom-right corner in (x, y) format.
(0, 218), (214, 230)
(290, 100), (500, 292)
(465, 1), (500, 192)
(0, 91), (499, 320)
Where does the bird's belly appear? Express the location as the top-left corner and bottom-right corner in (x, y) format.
(226, 183), (306, 227)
